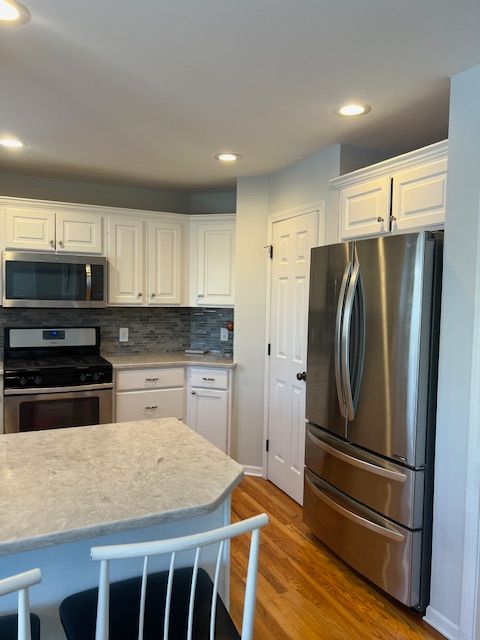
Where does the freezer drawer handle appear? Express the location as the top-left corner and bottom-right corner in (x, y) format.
(307, 430), (407, 483)
(305, 475), (405, 543)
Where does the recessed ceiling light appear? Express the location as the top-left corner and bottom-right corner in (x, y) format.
(0, 0), (30, 24)
(0, 137), (25, 149)
(215, 153), (241, 162)
(336, 103), (371, 117)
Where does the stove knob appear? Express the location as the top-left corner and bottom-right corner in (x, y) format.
(92, 372), (100, 382)
(34, 376), (42, 385)
(19, 376), (27, 386)
(79, 373), (87, 383)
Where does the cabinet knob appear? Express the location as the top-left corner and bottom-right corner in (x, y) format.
(138, 292), (143, 297)
(151, 293), (156, 298)
(49, 240), (55, 247)
(377, 217), (384, 223)
(191, 391), (196, 395)
(197, 294), (204, 298)
(58, 240), (64, 248)
(389, 215), (397, 222)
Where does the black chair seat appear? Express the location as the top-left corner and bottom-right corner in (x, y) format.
(60, 566), (240, 640)
(0, 613), (40, 640)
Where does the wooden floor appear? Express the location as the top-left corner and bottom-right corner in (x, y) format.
(230, 477), (444, 640)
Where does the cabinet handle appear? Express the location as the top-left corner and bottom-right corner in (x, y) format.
(49, 240), (55, 247)
(377, 217), (384, 223)
(202, 377), (215, 381)
(58, 240), (64, 248)
(389, 215), (397, 222)
(151, 293), (156, 298)
(145, 377), (159, 382)
(145, 405), (158, 410)
(197, 294), (205, 298)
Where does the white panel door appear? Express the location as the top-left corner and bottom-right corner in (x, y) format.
(339, 177), (391, 240)
(5, 208), (56, 251)
(197, 224), (235, 306)
(267, 211), (318, 504)
(187, 388), (228, 452)
(107, 217), (144, 305)
(391, 158), (447, 232)
(148, 220), (182, 305)
(56, 212), (103, 254)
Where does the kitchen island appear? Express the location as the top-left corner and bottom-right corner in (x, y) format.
(0, 418), (243, 639)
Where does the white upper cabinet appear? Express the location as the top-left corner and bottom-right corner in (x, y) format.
(107, 216), (144, 305)
(391, 158), (447, 233)
(4, 203), (104, 254)
(56, 211), (103, 254)
(190, 215), (235, 307)
(148, 220), (182, 305)
(339, 177), (391, 240)
(332, 140), (448, 241)
(5, 208), (56, 251)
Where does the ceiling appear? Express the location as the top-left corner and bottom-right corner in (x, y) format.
(1, 0), (480, 190)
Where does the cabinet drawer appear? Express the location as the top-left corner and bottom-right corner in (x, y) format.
(189, 368), (228, 390)
(116, 367), (184, 391)
(116, 388), (184, 422)
(304, 470), (421, 607)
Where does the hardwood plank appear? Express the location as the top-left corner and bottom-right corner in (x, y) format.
(230, 477), (445, 640)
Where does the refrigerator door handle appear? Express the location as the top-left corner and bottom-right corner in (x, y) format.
(306, 429), (407, 483)
(342, 257), (361, 420)
(305, 474), (405, 542)
(335, 262), (352, 417)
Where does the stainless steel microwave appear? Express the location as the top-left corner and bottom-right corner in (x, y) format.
(2, 251), (107, 308)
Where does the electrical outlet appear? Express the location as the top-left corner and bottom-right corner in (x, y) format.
(119, 327), (129, 342)
(220, 328), (229, 342)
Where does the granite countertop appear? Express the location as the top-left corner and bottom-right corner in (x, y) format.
(0, 418), (243, 555)
(104, 352), (235, 369)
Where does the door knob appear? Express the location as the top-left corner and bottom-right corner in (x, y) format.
(296, 371), (307, 381)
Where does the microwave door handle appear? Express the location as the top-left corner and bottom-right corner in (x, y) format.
(85, 264), (92, 301)
(335, 262), (351, 418)
(341, 257), (361, 421)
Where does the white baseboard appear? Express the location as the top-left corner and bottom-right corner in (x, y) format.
(242, 465), (264, 477)
(424, 606), (460, 640)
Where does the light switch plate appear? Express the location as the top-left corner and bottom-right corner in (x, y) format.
(220, 328), (229, 342)
(119, 327), (129, 342)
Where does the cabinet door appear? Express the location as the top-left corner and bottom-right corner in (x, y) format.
(148, 220), (182, 305)
(5, 208), (56, 251)
(187, 388), (228, 452)
(56, 211), (103, 254)
(116, 388), (184, 422)
(339, 177), (391, 240)
(391, 158), (447, 233)
(196, 223), (235, 306)
(107, 217), (144, 305)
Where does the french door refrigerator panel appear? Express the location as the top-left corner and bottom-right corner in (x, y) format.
(346, 233), (435, 468)
(305, 242), (351, 439)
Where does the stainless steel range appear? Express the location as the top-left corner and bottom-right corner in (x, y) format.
(3, 327), (113, 434)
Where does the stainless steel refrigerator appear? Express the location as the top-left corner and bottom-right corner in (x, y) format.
(304, 231), (442, 611)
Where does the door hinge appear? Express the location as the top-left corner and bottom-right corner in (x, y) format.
(267, 343), (271, 356)
(266, 439), (269, 452)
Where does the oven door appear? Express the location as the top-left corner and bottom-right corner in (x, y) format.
(4, 386), (113, 434)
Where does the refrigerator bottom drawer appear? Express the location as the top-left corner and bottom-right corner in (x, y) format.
(304, 469), (422, 607)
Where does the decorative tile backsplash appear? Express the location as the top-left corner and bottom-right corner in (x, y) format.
(0, 307), (234, 355)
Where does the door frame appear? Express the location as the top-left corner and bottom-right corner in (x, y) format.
(262, 201), (327, 478)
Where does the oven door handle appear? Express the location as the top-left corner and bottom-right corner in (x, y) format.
(4, 383), (113, 396)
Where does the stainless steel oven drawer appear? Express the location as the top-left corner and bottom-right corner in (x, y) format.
(304, 469), (422, 607)
(305, 424), (424, 528)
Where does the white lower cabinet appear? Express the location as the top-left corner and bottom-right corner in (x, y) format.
(186, 367), (231, 453)
(116, 388), (184, 422)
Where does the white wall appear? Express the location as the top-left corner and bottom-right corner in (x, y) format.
(233, 145), (342, 467)
(425, 64), (480, 640)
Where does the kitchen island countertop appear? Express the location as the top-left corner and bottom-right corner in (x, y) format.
(104, 351), (235, 369)
(0, 418), (243, 556)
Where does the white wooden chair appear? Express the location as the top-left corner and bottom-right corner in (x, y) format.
(0, 569), (41, 640)
(60, 513), (268, 640)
